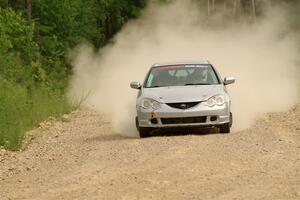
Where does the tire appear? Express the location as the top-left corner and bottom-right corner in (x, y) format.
(219, 123), (230, 134)
(138, 127), (152, 138)
(135, 116), (152, 138)
(229, 112), (233, 127)
(135, 116), (139, 131)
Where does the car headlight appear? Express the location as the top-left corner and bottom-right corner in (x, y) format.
(141, 98), (161, 110)
(141, 99), (151, 109)
(205, 95), (225, 107)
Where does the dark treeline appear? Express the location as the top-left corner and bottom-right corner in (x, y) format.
(0, 0), (146, 84)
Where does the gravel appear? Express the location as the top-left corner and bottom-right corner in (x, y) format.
(0, 105), (299, 200)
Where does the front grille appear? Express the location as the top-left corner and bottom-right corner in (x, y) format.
(161, 116), (207, 124)
(166, 102), (201, 109)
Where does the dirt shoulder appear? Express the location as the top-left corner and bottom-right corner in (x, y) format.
(0, 105), (299, 200)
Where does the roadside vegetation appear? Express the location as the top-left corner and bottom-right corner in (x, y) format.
(0, 0), (146, 150)
(0, 0), (298, 150)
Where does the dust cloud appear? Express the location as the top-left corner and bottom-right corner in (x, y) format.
(69, 0), (299, 136)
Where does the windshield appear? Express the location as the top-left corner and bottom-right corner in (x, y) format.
(144, 64), (220, 88)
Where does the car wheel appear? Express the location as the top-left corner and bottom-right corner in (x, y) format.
(135, 116), (139, 131)
(135, 116), (152, 138)
(138, 127), (152, 138)
(219, 123), (230, 134)
(229, 112), (233, 127)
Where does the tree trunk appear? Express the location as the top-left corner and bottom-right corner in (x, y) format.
(234, 0), (242, 17)
(233, 0), (237, 16)
(26, 0), (32, 21)
(208, 0), (211, 16)
(11, 0), (18, 9)
(252, 0), (257, 22)
(133, 0), (144, 6)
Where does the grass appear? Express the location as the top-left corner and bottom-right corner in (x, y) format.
(0, 79), (72, 150)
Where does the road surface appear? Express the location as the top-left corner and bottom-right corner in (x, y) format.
(0, 105), (299, 200)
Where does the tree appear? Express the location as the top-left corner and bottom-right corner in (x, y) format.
(25, 0), (31, 21)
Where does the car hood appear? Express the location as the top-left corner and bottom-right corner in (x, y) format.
(142, 85), (225, 103)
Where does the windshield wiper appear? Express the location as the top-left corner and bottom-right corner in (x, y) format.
(184, 83), (212, 86)
(147, 85), (163, 88)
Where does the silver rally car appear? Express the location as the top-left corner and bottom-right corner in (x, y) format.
(130, 61), (235, 137)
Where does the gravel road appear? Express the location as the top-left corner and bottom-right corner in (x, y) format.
(0, 105), (299, 200)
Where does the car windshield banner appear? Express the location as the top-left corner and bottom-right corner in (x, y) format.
(153, 64), (209, 71)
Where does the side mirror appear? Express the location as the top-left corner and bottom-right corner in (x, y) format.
(224, 77), (235, 85)
(130, 81), (142, 89)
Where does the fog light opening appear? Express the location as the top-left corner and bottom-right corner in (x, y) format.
(150, 118), (158, 124)
(210, 116), (218, 122)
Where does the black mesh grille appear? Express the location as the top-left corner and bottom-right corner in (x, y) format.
(166, 102), (201, 109)
(161, 116), (207, 124)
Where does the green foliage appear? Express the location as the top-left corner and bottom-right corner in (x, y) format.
(33, 0), (146, 51)
(0, 7), (41, 87)
(0, 79), (27, 149)
(0, 8), (39, 62)
(0, 7), (70, 150)
(0, 78), (72, 150)
(0, 1), (146, 150)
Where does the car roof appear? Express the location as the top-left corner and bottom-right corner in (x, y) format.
(152, 60), (210, 67)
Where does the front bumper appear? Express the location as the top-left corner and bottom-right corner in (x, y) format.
(137, 102), (230, 128)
